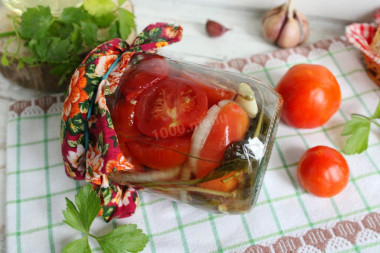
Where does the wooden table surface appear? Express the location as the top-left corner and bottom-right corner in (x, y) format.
(0, 0), (349, 251)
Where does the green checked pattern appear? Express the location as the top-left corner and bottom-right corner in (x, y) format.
(6, 37), (380, 253)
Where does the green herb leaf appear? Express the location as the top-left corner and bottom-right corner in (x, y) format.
(93, 12), (116, 28)
(118, 0), (127, 6)
(47, 37), (72, 63)
(83, 0), (116, 17)
(108, 21), (120, 39)
(81, 21), (99, 47)
(1, 54), (9, 66)
(61, 7), (91, 24)
(20, 6), (53, 39)
(372, 100), (380, 119)
(62, 184), (100, 233)
(75, 184), (101, 232)
(62, 236), (91, 253)
(96, 224), (149, 253)
(341, 116), (371, 155)
(62, 197), (87, 233)
(2, 0), (135, 84)
(118, 8), (135, 40)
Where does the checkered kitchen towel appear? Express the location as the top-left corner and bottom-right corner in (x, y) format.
(5, 37), (380, 253)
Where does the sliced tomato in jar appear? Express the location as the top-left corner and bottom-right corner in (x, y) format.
(135, 78), (208, 139)
(181, 70), (235, 107)
(119, 56), (170, 101)
(191, 101), (249, 192)
(117, 135), (145, 172)
(127, 136), (191, 170)
(111, 99), (141, 141)
(132, 53), (168, 73)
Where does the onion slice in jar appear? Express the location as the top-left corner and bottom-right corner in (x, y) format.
(188, 100), (236, 170)
(188, 104), (221, 170)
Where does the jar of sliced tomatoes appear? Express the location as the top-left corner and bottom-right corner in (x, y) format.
(108, 53), (283, 213)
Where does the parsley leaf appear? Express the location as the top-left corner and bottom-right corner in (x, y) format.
(74, 184), (101, 231)
(341, 116), (371, 155)
(118, 8), (135, 40)
(342, 99), (380, 155)
(118, 0), (127, 5)
(62, 236), (91, 253)
(0, 0), (136, 86)
(62, 184), (148, 253)
(96, 224), (149, 253)
(83, 0), (116, 17)
(81, 21), (99, 46)
(63, 195), (88, 234)
(20, 6), (53, 39)
(373, 100), (380, 119)
(93, 12), (117, 28)
(61, 7), (91, 24)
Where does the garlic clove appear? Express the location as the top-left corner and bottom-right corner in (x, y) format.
(206, 19), (230, 37)
(235, 83), (258, 118)
(262, 4), (285, 24)
(277, 17), (301, 48)
(262, 6), (287, 43)
(296, 11), (309, 43)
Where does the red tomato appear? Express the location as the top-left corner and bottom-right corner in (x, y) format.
(135, 78), (208, 138)
(117, 135), (145, 172)
(196, 102), (249, 192)
(111, 99), (140, 141)
(297, 145), (349, 197)
(119, 55), (169, 101)
(181, 70), (235, 107)
(127, 136), (191, 170)
(275, 64), (341, 128)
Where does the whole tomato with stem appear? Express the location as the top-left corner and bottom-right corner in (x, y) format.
(275, 64), (341, 128)
(297, 145), (349, 197)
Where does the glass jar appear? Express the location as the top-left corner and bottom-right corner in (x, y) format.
(108, 53), (283, 213)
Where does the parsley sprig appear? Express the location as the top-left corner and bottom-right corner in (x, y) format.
(341, 99), (380, 155)
(0, 0), (136, 85)
(62, 184), (148, 253)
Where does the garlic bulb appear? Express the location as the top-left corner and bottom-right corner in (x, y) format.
(261, 0), (309, 48)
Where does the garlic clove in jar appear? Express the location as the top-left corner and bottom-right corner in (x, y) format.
(261, 0), (309, 48)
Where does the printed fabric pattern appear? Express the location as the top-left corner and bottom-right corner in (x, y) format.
(345, 9), (380, 64)
(60, 23), (183, 221)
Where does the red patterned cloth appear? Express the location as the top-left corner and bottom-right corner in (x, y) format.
(345, 9), (380, 64)
(60, 23), (183, 221)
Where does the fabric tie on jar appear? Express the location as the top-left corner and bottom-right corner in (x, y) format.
(60, 23), (183, 222)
